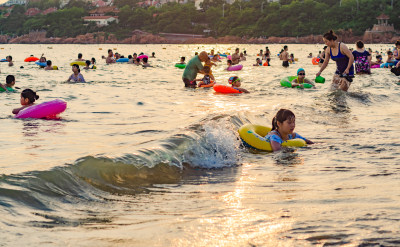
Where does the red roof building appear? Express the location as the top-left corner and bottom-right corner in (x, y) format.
(25, 8), (41, 16)
(41, 7), (57, 15)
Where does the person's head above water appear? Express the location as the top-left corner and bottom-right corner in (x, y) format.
(78, 53), (83, 59)
(271, 109), (295, 132)
(21, 89), (39, 105)
(198, 51), (208, 62)
(229, 76), (241, 87)
(46, 60), (52, 66)
(6, 75), (15, 86)
(297, 68), (305, 75)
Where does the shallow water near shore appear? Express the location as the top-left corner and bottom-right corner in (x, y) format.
(0, 44), (400, 246)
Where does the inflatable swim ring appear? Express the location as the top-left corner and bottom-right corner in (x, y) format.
(24, 57), (39, 62)
(199, 82), (215, 88)
(116, 58), (129, 63)
(219, 54), (228, 58)
(280, 76), (313, 88)
(263, 62), (269, 66)
(380, 62), (396, 68)
(238, 124), (306, 151)
(52, 66), (58, 70)
(175, 63), (186, 69)
(213, 84), (242, 94)
(0, 59), (7, 62)
(227, 64), (243, 71)
(0, 87), (15, 92)
(371, 64), (381, 69)
(137, 55), (148, 59)
(35, 62), (47, 67)
(15, 99), (67, 119)
(311, 57), (319, 65)
(70, 61), (86, 66)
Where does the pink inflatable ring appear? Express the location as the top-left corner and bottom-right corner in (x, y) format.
(227, 64), (243, 71)
(137, 55), (148, 59)
(15, 99), (67, 119)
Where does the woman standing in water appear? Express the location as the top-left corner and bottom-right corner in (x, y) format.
(316, 30), (354, 91)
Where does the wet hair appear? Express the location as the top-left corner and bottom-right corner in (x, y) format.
(195, 52), (198, 55)
(108, 49), (112, 53)
(227, 59), (232, 65)
(323, 30), (337, 41)
(387, 51), (393, 55)
(78, 53), (82, 59)
(46, 60), (52, 66)
(136, 58), (140, 62)
(256, 58), (261, 61)
(323, 45), (328, 50)
(181, 57), (185, 61)
(6, 75), (15, 85)
(290, 53), (294, 57)
(128, 55), (132, 59)
(152, 52), (155, 55)
(244, 50), (247, 54)
(283, 45), (288, 50)
(21, 89), (39, 104)
(396, 40), (400, 46)
(72, 64), (80, 72)
(236, 48), (239, 51)
(356, 40), (364, 49)
(7, 55), (12, 60)
(271, 109), (295, 131)
(376, 55), (382, 59)
(91, 57), (96, 63)
(133, 53), (137, 56)
(142, 57), (148, 63)
(203, 66), (210, 73)
(85, 60), (90, 66)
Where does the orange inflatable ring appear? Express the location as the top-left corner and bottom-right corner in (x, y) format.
(199, 82), (215, 88)
(263, 62), (269, 66)
(24, 57), (39, 62)
(213, 84), (242, 94)
(311, 57), (320, 65)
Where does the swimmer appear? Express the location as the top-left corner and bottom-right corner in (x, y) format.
(151, 52), (156, 58)
(83, 60), (91, 70)
(195, 66), (215, 87)
(239, 52), (246, 61)
(44, 60), (55, 70)
(178, 57), (186, 64)
(265, 109), (313, 152)
(279, 45), (289, 67)
(289, 53), (295, 64)
(105, 49), (115, 64)
(128, 55), (133, 64)
(67, 64), (85, 82)
(291, 68), (315, 88)
(371, 55), (383, 66)
(91, 57), (96, 69)
(307, 53), (313, 58)
(6, 56), (13, 66)
(134, 58), (141, 66)
(142, 57), (151, 67)
(12, 89), (39, 114)
(0, 75), (16, 92)
(253, 58), (262, 66)
(76, 53), (85, 61)
(226, 59), (233, 70)
(229, 76), (249, 93)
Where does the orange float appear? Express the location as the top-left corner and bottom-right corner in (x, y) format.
(263, 61), (269, 66)
(199, 82), (215, 88)
(24, 56), (39, 62)
(311, 57), (320, 65)
(213, 84), (242, 94)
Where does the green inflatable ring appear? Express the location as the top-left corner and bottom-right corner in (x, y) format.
(175, 63), (186, 69)
(280, 76), (313, 88)
(0, 87), (15, 92)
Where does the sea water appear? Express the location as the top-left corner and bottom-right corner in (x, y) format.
(0, 44), (399, 246)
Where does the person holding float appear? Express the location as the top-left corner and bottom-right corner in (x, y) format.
(12, 89), (39, 115)
(0, 75), (16, 93)
(316, 30), (354, 91)
(265, 109), (313, 152)
(229, 76), (249, 93)
(194, 66), (215, 87)
(182, 51), (208, 88)
(291, 68), (315, 88)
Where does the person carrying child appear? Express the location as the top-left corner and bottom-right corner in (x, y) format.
(194, 66), (215, 87)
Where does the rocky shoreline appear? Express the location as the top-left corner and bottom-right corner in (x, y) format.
(0, 30), (398, 44)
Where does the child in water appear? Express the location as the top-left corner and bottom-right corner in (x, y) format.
(265, 109), (313, 152)
(194, 66), (215, 87)
(67, 64), (85, 82)
(178, 57), (186, 64)
(226, 59), (233, 70)
(253, 58), (262, 66)
(371, 55), (383, 66)
(44, 60), (55, 70)
(0, 75), (16, 92)
(91, 58), (96, 69)
(83, 60), (91, 70)
(291, 68), (315, 88)
(12, 89), (39, 114)
(229, 76), (249, 93)
(6, 56), (13, 66)
(142, 57), (151, 67)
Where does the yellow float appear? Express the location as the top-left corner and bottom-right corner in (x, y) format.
(238, 124), (306, 151)
(70, 61), (86, 66)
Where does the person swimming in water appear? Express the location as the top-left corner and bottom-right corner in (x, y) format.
(316, 30), (354, 91)
(291, 68), (315, 88)
(264, 109), (313, 152)
(229, 76), (249, 93)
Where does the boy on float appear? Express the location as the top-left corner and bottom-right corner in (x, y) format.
(291, 68), (315, 88)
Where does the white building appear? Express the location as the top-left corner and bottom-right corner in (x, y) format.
(82, 16), (118, 26)
(1, 0), (26, 6)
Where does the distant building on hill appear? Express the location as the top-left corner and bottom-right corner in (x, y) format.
(364, 13), (398, 42)
(83, 16), (118, 26)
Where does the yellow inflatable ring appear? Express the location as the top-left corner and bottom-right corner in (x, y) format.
(70, 61), (86, 66)
(238, 124), (306, 151)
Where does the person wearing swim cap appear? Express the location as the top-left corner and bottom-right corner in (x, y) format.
(291, 68), (315, 88)
(182, 51), (208, 88)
